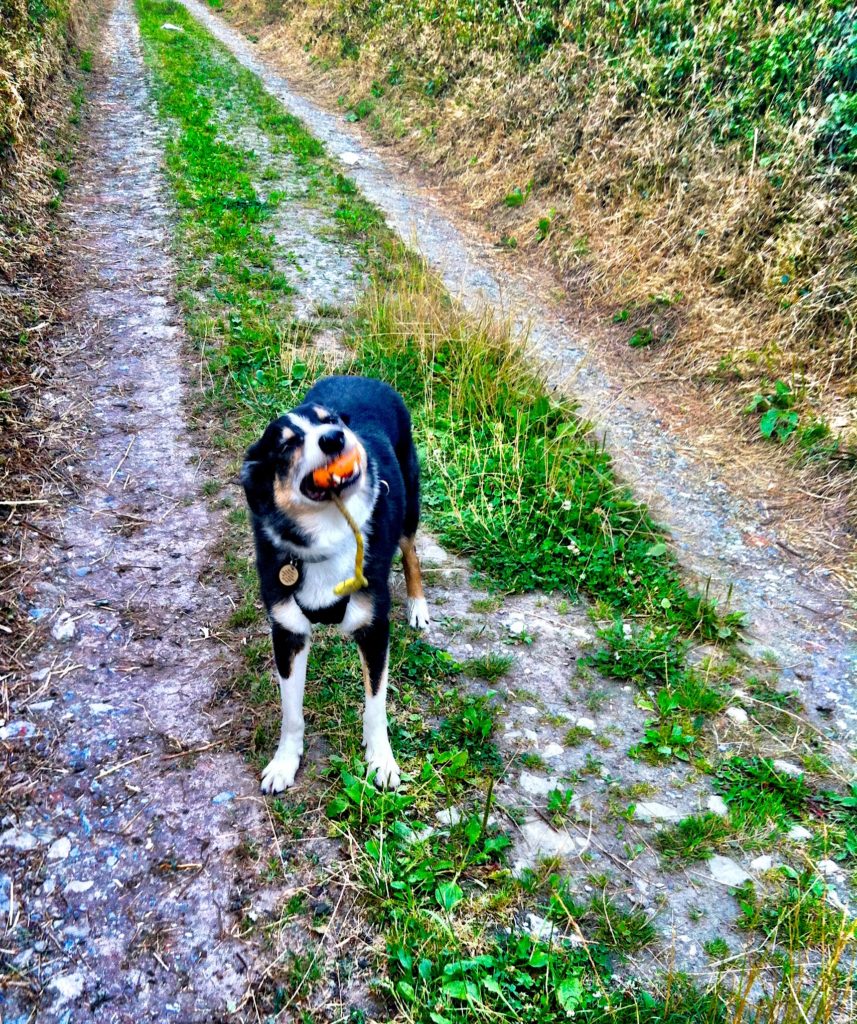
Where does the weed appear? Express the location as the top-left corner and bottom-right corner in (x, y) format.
(655, 814), (732, 863)
(547, 786), (575, 826)
(461, 652), (515, 682)
(703, 937), (730, 958)
(744, 380), (800, 442)
(736, 869), (850, 951)
(628, 327), (655, 349)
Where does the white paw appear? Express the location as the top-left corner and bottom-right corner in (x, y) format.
(365, 743), (401, 789)
(260, 751), (301, 793)
(407, 597), (430, 630)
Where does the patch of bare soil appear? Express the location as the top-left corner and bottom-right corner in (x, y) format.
(0, 3), (292, 1018)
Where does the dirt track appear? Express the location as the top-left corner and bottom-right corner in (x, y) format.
(1, 3), (276, 1018)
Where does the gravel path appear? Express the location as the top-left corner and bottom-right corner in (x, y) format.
(1, 3), (278, 1018)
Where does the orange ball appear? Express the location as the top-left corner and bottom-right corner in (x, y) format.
(312, 450), (359, 489)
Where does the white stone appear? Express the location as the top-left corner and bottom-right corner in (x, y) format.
(89, 703), (115, 714)
(575, 717), (596, 731)
(817, 859), (843, 877)
(750, 854), (774, 872)
(47, 837), (71, 861)
(773, 760), (804, 778)
(708, 855), (751, 886)
(161, 22), (184, 31)
(634, 801), (682, 823)
(826, 887), (848, 912)
(0, 828), (40, 851)
(518, 771), (557, 796)
(49, 971), (85, 1006)
(507, 618), (525, 636)
(787, 825), (812, 841)
(435, 807), (461, 826)
(520, 818), (576, 858)
(0, 721), (36, 741)
(340, 151), (360, 166)
(523, 729), (539, 742)
(29, 700), (54, 711)
(706, 795), (729, 817)
(51, 613), (76, 642)
(543, 742), (564, 759)
(725, 707), (749, 727)
(526, 912), (555, 941)
(522, 705), (539, 716)
(64, 880), (94, 895)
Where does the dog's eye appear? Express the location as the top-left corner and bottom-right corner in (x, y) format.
(281, 434), (301, 450)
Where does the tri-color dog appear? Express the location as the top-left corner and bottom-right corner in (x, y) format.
(241, 376), (429, 792)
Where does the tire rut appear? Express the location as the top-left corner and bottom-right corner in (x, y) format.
(1, 2), (283, 1019)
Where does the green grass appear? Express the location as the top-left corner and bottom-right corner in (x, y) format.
(461, 652), (515, 683)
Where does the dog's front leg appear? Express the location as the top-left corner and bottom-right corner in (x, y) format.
(355, 618), (401, 789)
(261, 622), (310, 793)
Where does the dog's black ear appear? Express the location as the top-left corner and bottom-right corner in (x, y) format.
(339, 412), (351, 426)
(241, 421), (281, 515)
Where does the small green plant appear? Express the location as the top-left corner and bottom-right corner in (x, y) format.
(655, 813), (732, 862)
(346, 97), (375, 122)
(504, 186), (526, 207)
(461, 652), (515, 682)
(744, 380), (800, 442)
(535, 209), (554, 241)
(703, 937), (730, 958)
(628, 327), (655, 348)
(631, 717), (697, 763)
(547, 787), (575, 826)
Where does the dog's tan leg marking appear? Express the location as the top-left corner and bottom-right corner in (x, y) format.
(400, 535), (429, 629)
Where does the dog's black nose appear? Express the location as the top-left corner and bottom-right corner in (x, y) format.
(319, 428), (346, 455)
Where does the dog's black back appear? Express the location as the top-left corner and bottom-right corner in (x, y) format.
(242, 375), (420, 619)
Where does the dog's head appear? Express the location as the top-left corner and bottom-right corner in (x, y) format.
(241, 402), (368, 521)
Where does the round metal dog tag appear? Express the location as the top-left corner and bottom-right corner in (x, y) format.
(279, 564), (299, 587)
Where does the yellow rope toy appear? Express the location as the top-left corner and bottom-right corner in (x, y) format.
(331, 493), (368, 596)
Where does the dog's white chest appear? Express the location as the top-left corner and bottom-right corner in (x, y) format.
(297, 545), (357, 611)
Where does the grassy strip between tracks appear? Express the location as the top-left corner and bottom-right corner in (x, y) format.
(136, 2), (856, 1021)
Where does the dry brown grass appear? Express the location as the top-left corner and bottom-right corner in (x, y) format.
(220, 0), (857, 530)
(0, 0), (99, 680)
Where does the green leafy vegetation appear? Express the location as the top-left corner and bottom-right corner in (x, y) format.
(744, 380), (800, 442)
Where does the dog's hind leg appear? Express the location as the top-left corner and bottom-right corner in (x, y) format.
(261, 622), (309, 793)
(400, 534), (430, 629)
(355, 618), (401, 789)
